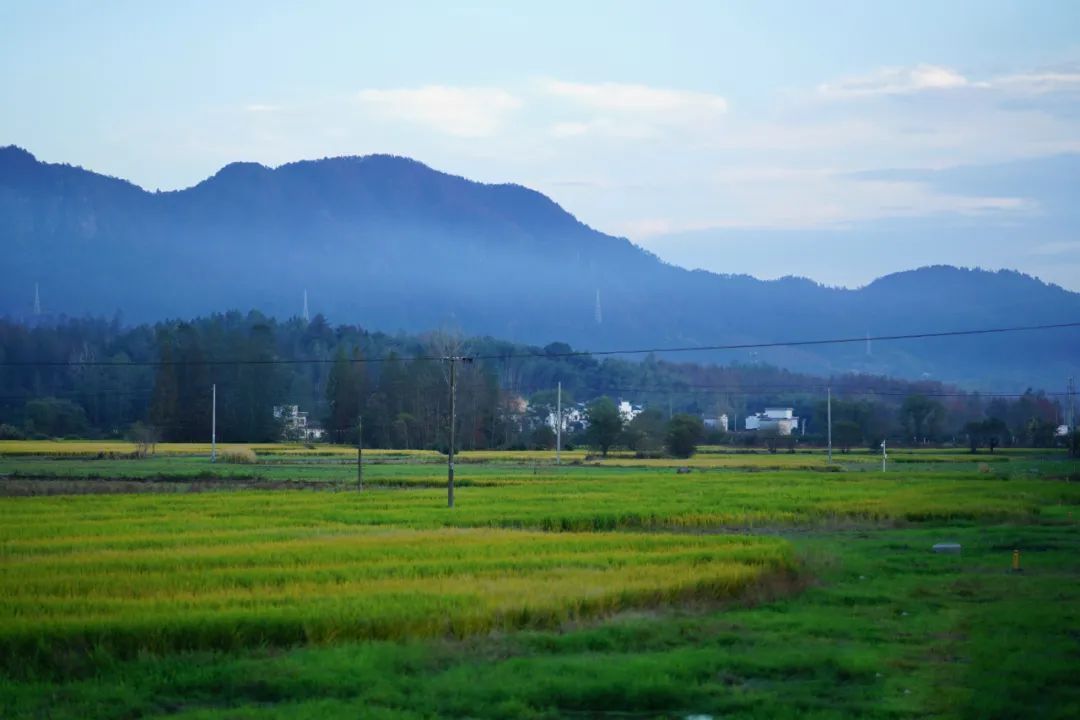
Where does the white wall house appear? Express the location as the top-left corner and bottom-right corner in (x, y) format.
(547, 404), (588, 433)
(745, 407), (800, 435)
(703, 414), (729, 432)
(618, 400), (643, 423)
(273, 405), (325, 441)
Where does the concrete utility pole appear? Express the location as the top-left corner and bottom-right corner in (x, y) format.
(556, 381), (562, 465)
(446, 356), (472, 508)
(881, 439), (887, 472)
(211, 384), (217, 463)
(827, 386), (832, 464)
(1069, 377), (1076, 431)
(357, 415), (363, 490)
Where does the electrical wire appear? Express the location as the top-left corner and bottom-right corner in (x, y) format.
(0, 320), (1076, 368)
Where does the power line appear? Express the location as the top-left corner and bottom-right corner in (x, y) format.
(507, 384), (1072, 400)
(1, 320), (1076, 369)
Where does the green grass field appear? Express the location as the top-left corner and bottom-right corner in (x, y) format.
(1, 442), (1078, 718)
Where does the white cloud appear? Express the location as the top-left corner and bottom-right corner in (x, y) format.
(539, 79), (728, 140)
(818, 64), (976, 97)
(356, 86), (522, 138)
(542, 79), (728, 114)
(992, 71), (1080, 94)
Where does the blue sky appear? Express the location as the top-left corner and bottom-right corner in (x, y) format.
(3, 1), (1080, 288)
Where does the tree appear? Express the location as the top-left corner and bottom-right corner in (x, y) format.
(624, 408), (666, 457)
(585, 397), (622, 456)
(965, 418), (1009, 453)
(899, 394), (945, 443)
(983, 418), (1008, 453)
(666, 414), (705, 458)
(127, 421), (160, 458)
(964, 420), (984, 453)
(832, 420), (862, 453)
(23, 398), (88, 437)
(325, 346), (363, 444)
(530, 424), (557, 450)
(1026, 418), (1058, 448)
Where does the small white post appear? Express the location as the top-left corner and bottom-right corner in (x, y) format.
(881, 439), (887, 472)
(211, 383), (217, 463)
(556, 381), (562, 465)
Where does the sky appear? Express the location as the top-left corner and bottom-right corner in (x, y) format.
(3, 0), (1080, 289)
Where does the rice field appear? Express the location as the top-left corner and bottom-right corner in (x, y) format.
(0, 515), (791, 675)
(1, 441), (1078, 718)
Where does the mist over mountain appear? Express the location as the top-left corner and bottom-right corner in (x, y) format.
(2, 145), (1077, 390)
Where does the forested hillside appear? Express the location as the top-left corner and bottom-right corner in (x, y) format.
(2, 146), (1078, 390)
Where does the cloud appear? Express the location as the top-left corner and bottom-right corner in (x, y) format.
(992, 70), (1080, 95)
(539, 79), (728, 140)
(542, 79), (728, 114)
(356, 86), (522, 137)
(818, 64), (976, 97)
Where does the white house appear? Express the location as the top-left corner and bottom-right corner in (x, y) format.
(703, 414), (729, 432)
(618, 400), (642, 423)
(547, 404), (588, 433)
(273, 405), (325, 441)
(745, 407), (800, 435)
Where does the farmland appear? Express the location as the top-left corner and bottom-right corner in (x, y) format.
(1, 442), (1079, 718)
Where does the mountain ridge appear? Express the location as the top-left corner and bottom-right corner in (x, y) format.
(1, 145), (1077, 390)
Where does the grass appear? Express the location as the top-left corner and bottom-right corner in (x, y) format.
(1, 442), (1078, 718)
(2, 520), (1076, 719)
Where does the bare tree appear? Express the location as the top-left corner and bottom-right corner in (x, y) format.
(128, 422), (160, 458)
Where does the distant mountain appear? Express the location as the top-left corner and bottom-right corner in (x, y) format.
(2, 145), (1078, 390)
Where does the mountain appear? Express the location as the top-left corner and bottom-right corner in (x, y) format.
(1, 145), (1078, 390)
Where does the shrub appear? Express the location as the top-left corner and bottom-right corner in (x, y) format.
(220, 448), (258, 464)
(127, 422), (160, 458)
(666, 414), (705, 458)
(0, 423), (25, 440)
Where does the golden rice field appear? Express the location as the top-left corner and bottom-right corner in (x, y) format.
(0, 494), (791, 674)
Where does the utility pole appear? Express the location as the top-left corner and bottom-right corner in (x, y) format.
(1069, 377), (1076, 431)
(211, 384), (217, 463)
(357, 415), (363, 490)
(827, 386), (832, 464)
(881, 439), (887, 472)
(446, 356), (471, 508)
(556, 381), (562, 465)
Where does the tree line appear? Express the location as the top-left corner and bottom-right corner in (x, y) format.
(0, 312), (1073, 454)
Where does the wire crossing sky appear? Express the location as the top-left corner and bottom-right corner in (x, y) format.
(3, 321), (1077, 368)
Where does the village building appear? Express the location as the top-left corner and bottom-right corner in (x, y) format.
(273, 405), (325, 441)
(744, 407), (800, 435)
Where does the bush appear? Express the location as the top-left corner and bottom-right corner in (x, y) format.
(666, 414), (705, 458)
(0, 423), (25, 440)
(530, 425), (557, 451)
(23, 397), (88, 438)
(127, 422), (160, 458)
(220, 448), (258, 464)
